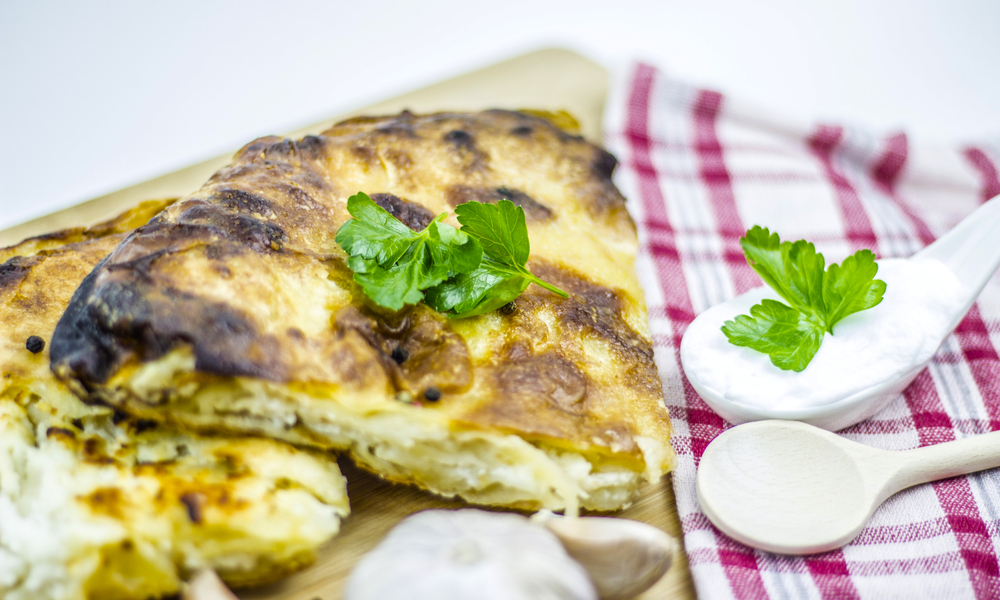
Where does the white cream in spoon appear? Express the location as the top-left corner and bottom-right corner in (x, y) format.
(681, 257), (967, 411)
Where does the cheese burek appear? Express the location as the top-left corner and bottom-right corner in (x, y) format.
(51, 111), (675, 513)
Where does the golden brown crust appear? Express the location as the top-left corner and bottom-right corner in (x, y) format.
(50, 111), (673, 497)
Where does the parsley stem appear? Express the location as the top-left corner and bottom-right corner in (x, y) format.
(528, 275), (569, 297)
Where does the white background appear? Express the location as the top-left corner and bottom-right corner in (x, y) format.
(2, 0), (999, 231)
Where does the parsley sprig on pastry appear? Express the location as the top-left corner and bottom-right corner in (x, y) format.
(336, 191), (566, 316)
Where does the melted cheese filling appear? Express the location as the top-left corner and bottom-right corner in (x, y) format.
(111, 349), (661, 514)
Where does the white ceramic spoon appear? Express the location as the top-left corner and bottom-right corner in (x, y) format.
(682, 193), (1000, 431)
(696, 419), (1000, 555)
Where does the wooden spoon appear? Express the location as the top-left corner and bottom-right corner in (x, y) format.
(696, 419), (1000, 555)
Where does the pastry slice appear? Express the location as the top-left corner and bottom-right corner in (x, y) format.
(51, 111), (674, 514)
(0, 201), (349, 600)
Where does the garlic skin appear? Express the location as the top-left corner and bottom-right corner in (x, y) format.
(345, 509), (597, 600)
(182, 570), (239, 600)
(534, 512), (676, 600)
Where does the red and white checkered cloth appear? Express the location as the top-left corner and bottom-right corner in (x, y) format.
(604, 63), (1000, 599)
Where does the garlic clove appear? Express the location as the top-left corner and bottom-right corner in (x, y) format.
(345, 509), (597, 600)
(534, 512), (677, 600)
(182, 569), (239, 600)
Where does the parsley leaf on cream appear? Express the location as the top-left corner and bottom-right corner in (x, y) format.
(335, 193), (567, 316)
(722, 226), (886, 372)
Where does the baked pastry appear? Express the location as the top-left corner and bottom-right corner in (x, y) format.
(51, 110), (674, 513)
(0, 201), (349, 600)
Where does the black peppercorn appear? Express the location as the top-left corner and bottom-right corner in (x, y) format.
(391, 346), (409, 364)
(423, 387), (442, 402)
(25, 336), (45, 354)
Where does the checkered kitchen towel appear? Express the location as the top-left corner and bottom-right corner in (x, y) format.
(604, 63), (1000, 599)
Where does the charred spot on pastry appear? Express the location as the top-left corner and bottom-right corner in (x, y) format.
(444, 185), (552, 221)
(51, 265), (130, 385)
(262, 138), (302, 159)
(83, 437), (114, 464)
(177, 203), (285, 253)
(521, 261), (662, 397)
(24, 229), (76, 243)
(213, 189), (276, 218)
(480, 353), (589, 423)
(391, 346), (409, 364)
(374, 113), (418, 138)
(499, 301), (516, 315)
(441, 127), (488, 171)
(0, 256), (38, 293)
(445, 185), (494, 208)
(444, 129), (474, 149)
(423, 387), (442, 402)
(496, 187), (553, 220)
(280, 184), (321, 209)
(145, 215), (169, 228)
(26, 335), (45, 354)
(370, 193), (435, 231)
(232, 136), (283, 162)
(296, 135), (327, 159)
(84, 487), (125, 519)
(52, 255), (288, 385)
(185, 304), (286, 380)
(510, 125), (533, 136)
(350, 144), (378, 166)
(133, 419), (158, 434)
(71, 418), (84, 430)
(46, 426), (76, 439)
(492, 108), (581, 141)
(592, 148), (619, 180)
(335, 306), (472, 395)
(105, 249), (172, 281)
(180, 492), (205, 524)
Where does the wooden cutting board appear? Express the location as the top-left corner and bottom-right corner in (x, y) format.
(0, 48), (696, 600)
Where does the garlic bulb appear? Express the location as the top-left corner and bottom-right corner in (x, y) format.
(345, 509), (597, 600)
(182, 570), (238, 600)
(534, 512), (676, 600)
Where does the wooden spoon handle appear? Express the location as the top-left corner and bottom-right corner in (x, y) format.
(894, 430), (1000, 488)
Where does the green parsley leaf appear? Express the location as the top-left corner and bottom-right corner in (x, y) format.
(336, 193), (420, 265)
(722, 299), (825, 372)
(450, 200), (568, 299)
(336, 193), (567, 317)
(425, 259), (530, 317)
(722, 226), (886, 371)
(822, 248), (886, 332)
(454, 198), (530, 268)
(335, 192), (482, 311)
(425, 200), (567, 318)
(739, 227), (826, 318)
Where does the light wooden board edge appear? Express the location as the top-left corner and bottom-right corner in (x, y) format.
(2, 47), (696, 600)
